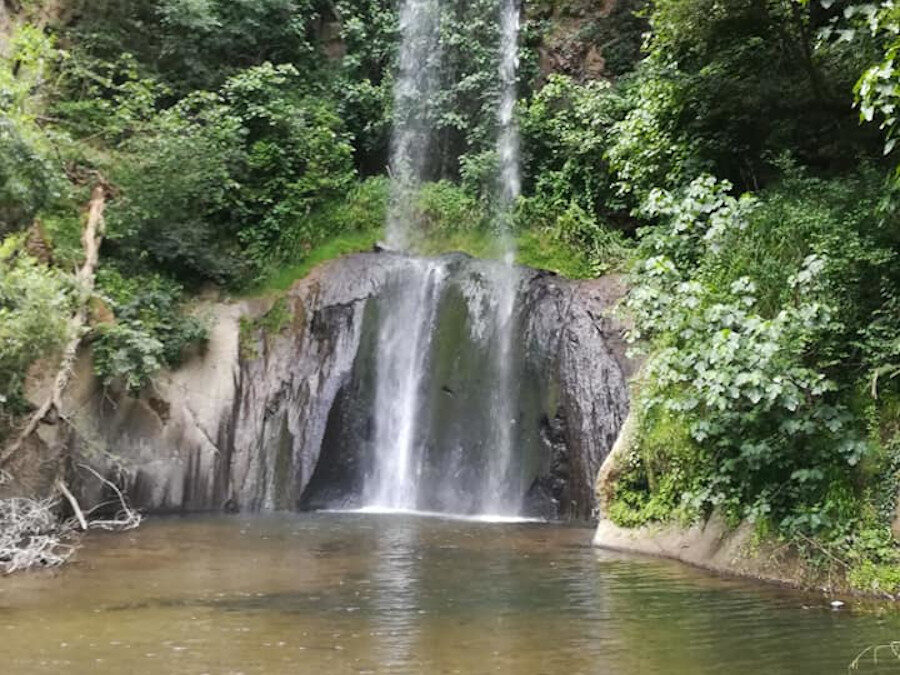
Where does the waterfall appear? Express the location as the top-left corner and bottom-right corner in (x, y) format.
(384, 0), (442, 250)
(482, 0), (523, 514)
(365, 0), (526, 516)
(367, 259), (447, 509)
(365, 0), (444, 511)
(496, 0), (522, 211)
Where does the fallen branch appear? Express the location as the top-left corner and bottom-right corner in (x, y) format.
(76, 464), (141, 531)
(0, 468), (141, 574)
(55, 479), (87, 531)
(0, 497), (78, 574)
(849, 641), (900, 672)
(1, 182), (108, 467)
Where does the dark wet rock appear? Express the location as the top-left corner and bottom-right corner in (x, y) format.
(302, 255), (632, 521)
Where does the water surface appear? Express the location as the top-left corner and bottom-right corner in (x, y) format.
(0, 513), (898, 674)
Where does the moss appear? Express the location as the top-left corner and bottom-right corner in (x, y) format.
(847, 559), (900, 597)
(257, 296), (291, 335)
(251, 228), (382, 295)
(238, 296), (294, 361)
(238, 316), (258, 361)
(515, 229), (596, 278)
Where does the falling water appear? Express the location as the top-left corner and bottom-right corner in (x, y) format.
(366, 0), (526, 515)
(496, 0), (522, 211)
(384, 0), (442, 250)
(482, 0), (523, 514)
(367, 260), (447, 509)
(366, 0), (444, 510)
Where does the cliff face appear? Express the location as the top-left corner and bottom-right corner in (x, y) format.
(15, 253), (633, 521)
(528, 0), (648, 83)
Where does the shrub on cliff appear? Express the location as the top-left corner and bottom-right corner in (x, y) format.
(105, 63), (356, 286)
(0, 248), (73, 419)
(613, 171), (900, 592)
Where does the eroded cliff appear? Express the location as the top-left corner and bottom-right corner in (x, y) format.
(9, 253), (634, 521)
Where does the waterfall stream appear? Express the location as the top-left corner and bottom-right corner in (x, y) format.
(365, 0), (528, 516)
(384, 0), (442, 250)
(365, 0), (446, 511)
(367, 259), (447, 509)
(483, 0), (523, 514)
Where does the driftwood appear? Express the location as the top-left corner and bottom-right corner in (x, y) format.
(0, 466), (142, 574)
(75, 463), (142, 531)
(56, 478), (87, 530)
(0, 497), (77, 574)
(1, 182), (107, 467)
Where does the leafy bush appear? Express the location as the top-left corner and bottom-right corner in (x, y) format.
(67, 0), (321, 97)
(107, 63), (356, 286)
(92, 268), (207, 392)
(0, 27), (66, 234)
(614, 171), (900, 590)
(605, 63), (707, 206)
(91, 323), (166, 394)
(519, 74), (624, 222)
(106, 89), (246, 284)
(0, 248), (72, 413)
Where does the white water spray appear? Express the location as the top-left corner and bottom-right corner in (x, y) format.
(385, 0), (443, 250)
(366, 0), (526, 516)
(496, 0), (522, 210)
(368, 260), (447, 509)
(483, 0), (523, 514)
(365, 0), (445, 510)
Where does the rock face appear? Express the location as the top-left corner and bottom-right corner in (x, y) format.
(302, 255), (633, 519)
(35, 253), (632, 521)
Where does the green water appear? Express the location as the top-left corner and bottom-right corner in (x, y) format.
(0, 513), (898, 674)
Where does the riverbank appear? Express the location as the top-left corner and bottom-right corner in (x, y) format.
(593, 413), (900, 601)
(593, 515), (822, 595)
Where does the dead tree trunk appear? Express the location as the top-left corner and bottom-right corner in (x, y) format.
(1, 182), (107, 467)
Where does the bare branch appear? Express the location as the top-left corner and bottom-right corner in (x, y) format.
(55, 479), (87, 531)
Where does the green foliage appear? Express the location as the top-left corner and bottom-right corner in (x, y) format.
(256, 229), (383, 295)
(91, 322), (166, 394)
(616, 0), (881, 194)
(67, 0), (322, 96)
(0, 27), (67, 234)
(92, 268), (207, 393)
(250, 176), (388, 292)
(0, 247), (72, 413)
(516, 199), (633, 276)
(626, 177), (865, 523)
(238, 296), (294, 360)
(515, 75), (636, 273)
(612, 170), (900, 591)
(107, 63), (355, 285)
(333, 0), (397, 173)
(415, 181), (489, 235)
(605, 63), (706, 205)
(608, 409), (707, 528)
(106, 88), (245, 284)
(855, 0), (900, 160)
(520, 74), (623, 219)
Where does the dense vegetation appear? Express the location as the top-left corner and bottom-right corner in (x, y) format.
(1, 0), (898, 593)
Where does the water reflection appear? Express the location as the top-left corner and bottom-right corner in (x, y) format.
(0, 513), (898, 674)
(370, 516), (422, 672)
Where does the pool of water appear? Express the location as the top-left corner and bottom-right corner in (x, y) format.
(0, 513), (898, 674)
